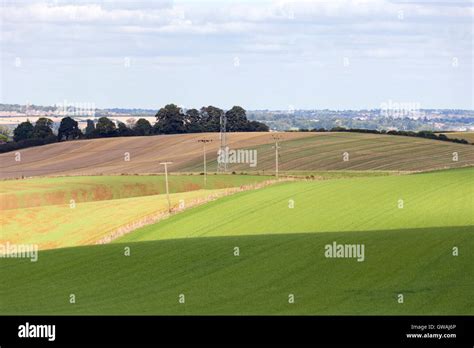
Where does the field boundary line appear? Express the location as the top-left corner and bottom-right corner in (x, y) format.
(94, 178), (298, 245)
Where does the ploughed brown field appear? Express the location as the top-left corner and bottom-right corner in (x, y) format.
(1, 131), (473, 179)
(0, 132), (312, 179)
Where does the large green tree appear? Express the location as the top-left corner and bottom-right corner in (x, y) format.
(184, 109), (203, 133)
(133, 118), (152, 136)
(32, 118), (54, 139)
(117, 122), (134, 136)
(200, 106), (224, 132)
(95, 117), (117, 137)
(85, 119), (95, 138)
(247, 120), (269, 132)
(154, 104), (185, 134)
(58, 117), (82, 141)
(225, 106), (249, 131)
(13, 121), (34, 142)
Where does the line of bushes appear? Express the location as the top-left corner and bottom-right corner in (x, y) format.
(293, 127), (471, 145)
(0, 135), (58, 154)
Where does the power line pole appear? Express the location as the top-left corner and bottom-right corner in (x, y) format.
(198, 138), (213, 187)
(218, 111), (227, 173)
(272, 134), (283, 179)
(160, 161), (173, 212)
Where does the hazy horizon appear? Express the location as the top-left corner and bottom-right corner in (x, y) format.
(1, 101), (474, 112)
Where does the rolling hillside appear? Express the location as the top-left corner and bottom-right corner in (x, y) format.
(1, 226), (472, 315)
(0, 188), (223, 250)
(182, 132), (474, 173)
(117, 168), (474, 242)
(1, 132), (473, 179)
(1, 168), (472, 315)
(0, 174), (270, 210)
(0, 175), (274, 250)
(0, 132), (312, 179)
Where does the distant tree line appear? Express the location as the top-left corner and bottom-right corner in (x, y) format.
(292, 127), (471, 145)
(0, 117), (59, 153)
(0, 105), (268, 153)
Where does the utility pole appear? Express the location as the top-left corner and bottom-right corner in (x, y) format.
(160, 162), (173, 212)
(218, 111), (227, 173)
(272, 134), (283, 179)
(198, 138), (213, 187)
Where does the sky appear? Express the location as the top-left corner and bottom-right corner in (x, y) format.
(0, 0), (472, 110)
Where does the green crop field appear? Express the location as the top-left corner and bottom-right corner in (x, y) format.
(1, 168), (472, 315)
(118, 168), (473, 242)
(1, 226), (472, 315)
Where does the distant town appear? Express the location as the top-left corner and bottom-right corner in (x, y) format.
(0, 103), (473, 132)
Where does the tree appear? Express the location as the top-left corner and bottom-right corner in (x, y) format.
(200, 106), (223, 132)
(133, 118), (152, 136)
(95, 117), (117, 137)
(184, 109), (202, 133)
(225, 106), (249, 131)
(32, 118), (54, 139)
(58, 116), (82, 141)
(154, 104), (185, 134)
(438, 134), (448, 141)
(13, 121), (34, 142)
(246, 120), (269, 132)
(85, 119), (95, 138)
(117, 122), (134, 136)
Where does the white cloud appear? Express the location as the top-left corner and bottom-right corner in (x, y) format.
(1, 0), (470, 63)
(1, 0), (471, 109)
